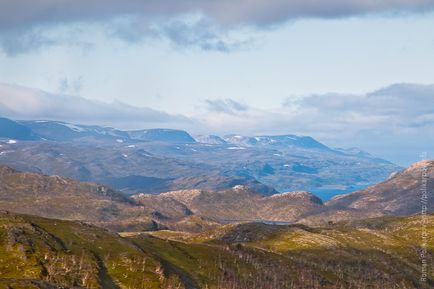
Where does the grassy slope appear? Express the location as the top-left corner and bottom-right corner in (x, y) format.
(0, 212), (184, 289)
(133, 214), (434, 289)
(1, 212), (432, 289)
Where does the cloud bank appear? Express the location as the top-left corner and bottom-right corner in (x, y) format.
(1, 0), (434, 54)
(0, 83), (193, 129)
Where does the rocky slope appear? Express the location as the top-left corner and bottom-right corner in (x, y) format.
(0, 165), (161, 231)
(0, 165), (249, 232)
(0, 158), (431, 232)
(300, 160), (433, 224)
(134, 186), (324, 223)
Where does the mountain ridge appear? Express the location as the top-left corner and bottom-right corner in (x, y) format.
(0, 116), (401, 196)
(299, 159), (434, 225)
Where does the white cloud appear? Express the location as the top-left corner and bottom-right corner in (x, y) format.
(0, 83), (193, 129)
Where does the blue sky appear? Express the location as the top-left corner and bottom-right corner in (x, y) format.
(1, 1), (434, 165)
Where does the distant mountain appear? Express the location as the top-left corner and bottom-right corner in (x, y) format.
(334, 147), (373, 157)
(0, 117), (39, 140)
(224, 134), (331, 150)
(0, 117), (401, 196)
(20, 120), (195, 143)
(20, 120), (129, 141)
(300, 160), (434, 224)
(194, 134), (227, 144)
(134, 186), (323, 223)
(128, 128), (196, 143)
(334, 147), (392, 164)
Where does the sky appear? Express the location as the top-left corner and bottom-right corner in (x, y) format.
(1, 1), (434, 166)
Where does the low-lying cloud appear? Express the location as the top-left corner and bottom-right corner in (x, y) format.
(0, 83), (193, 129)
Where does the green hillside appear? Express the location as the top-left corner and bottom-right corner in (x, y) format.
(0, 212), (184, 289)
(1, 211), (432, 288)
(133, 214), (434, 289)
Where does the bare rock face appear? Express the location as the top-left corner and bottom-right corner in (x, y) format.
(134, 186), (324, 223)
(300, 160), (434, 225)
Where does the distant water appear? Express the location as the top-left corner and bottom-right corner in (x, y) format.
(310, 185), (368, 201)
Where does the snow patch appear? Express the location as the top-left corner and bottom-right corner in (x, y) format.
(227, 146), (245, 150)
(7, 140), (17, 144)
(61, 123), (86, 132)
(286, 136), (298, 140)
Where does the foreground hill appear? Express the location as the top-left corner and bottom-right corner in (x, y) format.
(0, 212), (187, 289)
(1, 212), (432, 289)
(134, 186), (323, 222)
(141, 214), (433, 289)
(301, 160), (433, 224)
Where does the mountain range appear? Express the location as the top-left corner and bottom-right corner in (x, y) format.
(0, 117), (400, 199)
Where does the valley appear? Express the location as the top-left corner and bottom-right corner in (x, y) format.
(0, 118), (400, 198)
(0, 117), (432, 288)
